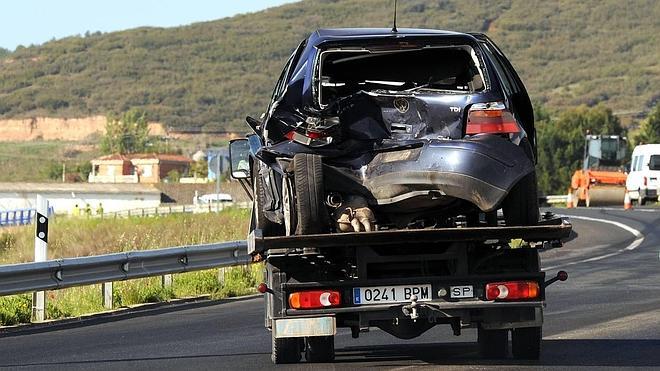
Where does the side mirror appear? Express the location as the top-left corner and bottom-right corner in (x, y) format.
(229, 139), (251, 179)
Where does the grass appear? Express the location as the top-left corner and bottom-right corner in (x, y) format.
(0, 140), (100, 182)
(0, 207), (250, 264)
(0, 208), (256, 326)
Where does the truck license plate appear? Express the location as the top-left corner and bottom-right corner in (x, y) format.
(353, 284), (432, 305)
(450, 285), (474, 298)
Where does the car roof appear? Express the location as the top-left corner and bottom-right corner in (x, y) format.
(310, 28), (474, 46)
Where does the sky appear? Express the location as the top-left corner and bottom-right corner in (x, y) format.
(0, 0), (300, 51)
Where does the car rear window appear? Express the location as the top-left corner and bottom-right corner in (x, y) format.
(318, 45), (485, 106)
(649, 155), (660, 170)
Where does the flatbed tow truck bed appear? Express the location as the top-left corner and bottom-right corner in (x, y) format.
(252, 215), (572, 363)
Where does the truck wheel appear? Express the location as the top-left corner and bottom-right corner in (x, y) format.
(272, 335), (301, 364)
(305, 336), (334, 363)
(253, 163), (280, 236)
(293, 154), (327, 234)
(478, 326), (508, 359)
(512, 326), (541, 359)
(503, 171), (539, 226)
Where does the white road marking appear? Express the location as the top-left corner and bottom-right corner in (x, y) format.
(544, 214), (645, 271)
(589, 207), (659, 213)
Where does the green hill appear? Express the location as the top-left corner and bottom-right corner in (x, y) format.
(0, 0), (658, 132)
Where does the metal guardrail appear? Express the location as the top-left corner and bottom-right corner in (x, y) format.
(539, 195), (569, 205)
(0, 240), (249, 297)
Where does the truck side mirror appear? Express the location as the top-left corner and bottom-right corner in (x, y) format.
(229, 139), (251, 179)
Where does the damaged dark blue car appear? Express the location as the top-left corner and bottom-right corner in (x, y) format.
(230, 28), (539, 236)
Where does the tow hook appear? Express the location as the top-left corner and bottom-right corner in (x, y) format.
(402, 295), (419, 322)
(544, 270), (569, 288)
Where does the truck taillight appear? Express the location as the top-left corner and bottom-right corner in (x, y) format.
(485, 281), (539, 301)
(466, 102), (520, 135)
(289, 290), (341, 309)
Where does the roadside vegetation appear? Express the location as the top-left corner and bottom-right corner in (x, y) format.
(0, 140), (99, 182)
(0, 209), (256, 326)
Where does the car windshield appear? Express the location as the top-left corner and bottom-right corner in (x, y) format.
(318, 45), (485, 106)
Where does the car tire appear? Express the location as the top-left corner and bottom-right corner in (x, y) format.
(272, 334), (302, 364)
(253, 163), (280, 236)
(292, 153), (327, 235)
(639, 190), (647, 206)
(503, 171), (540, 226)
(478, 326), (508, 359)
(511, 326), (542, 360)
(305, 336), (335, 363)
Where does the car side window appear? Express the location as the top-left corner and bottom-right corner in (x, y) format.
(481, 43), (514, 95)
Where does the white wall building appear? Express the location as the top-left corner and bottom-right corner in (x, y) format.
(0, 183), (161, 214)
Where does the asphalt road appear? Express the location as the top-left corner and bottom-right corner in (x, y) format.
(1, 207), (659, 370)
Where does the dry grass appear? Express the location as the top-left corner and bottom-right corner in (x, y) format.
(0, 208), (250, 264)
(0, 208), (257, 326)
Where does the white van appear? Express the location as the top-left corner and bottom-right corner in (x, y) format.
(627, 144), (660, 205)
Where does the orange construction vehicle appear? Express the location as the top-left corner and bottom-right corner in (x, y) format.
(571, 134), (628, 207)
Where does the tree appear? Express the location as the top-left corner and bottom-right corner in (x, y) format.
(536, 104), (625, 195)
(635, 104), (660, 145)
(100, 109), (150, 154)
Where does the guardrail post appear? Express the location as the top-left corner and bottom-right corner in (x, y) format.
(217, 268), (226, 284)
(162, 274), (173, 289)
(32, 195), (49, 322)
(102, 282), (113, 309)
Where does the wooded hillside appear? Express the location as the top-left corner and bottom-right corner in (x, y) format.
(0, 0), (657, 131)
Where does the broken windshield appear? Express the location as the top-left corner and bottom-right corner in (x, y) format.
(317, 45), (485, 106)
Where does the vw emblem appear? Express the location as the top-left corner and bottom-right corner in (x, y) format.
(393, 98), (409, 113)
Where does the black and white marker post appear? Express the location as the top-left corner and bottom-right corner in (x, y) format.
(32, 195), (49, 322)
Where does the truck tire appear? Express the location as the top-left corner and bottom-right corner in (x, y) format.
(272, 334), (301, 364)
(503, 171), (539, 226)
(512, 326), (541, 359)
(478, 326), (508, 359)
(305, 336), (334, 363)
(293, 154), (327, 235)
(253, 163), (280, 236)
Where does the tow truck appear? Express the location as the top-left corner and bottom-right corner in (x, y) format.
(229, 143), (571, 363)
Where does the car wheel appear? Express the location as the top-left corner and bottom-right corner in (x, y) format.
(512, 326), (542, 360)
(478, 326), (508, 359)
(293, 153), (328, 234)
(503, 171), (540, 226)
(272, 333), (302, 364)
(639, 190), (647, 206)
(304, 336), (335, 363)
(253, 163), (280, 236)
(282, 175), (297, 236)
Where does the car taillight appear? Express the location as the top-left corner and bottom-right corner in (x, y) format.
(485, 281), (539, 301)
(289, 290), (341, 309)
(466, 102), (520, 135)
(285, 130), (333, 147)
(643, 176), (647, 186)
